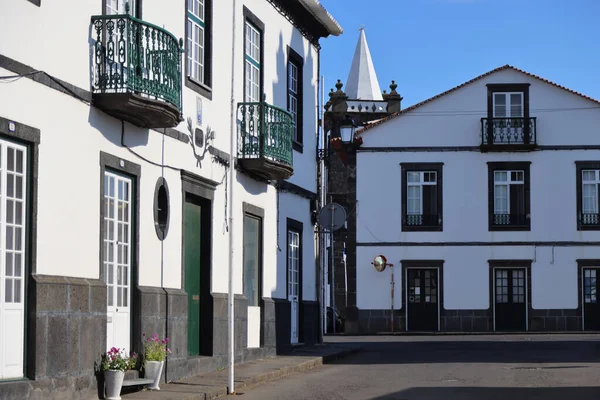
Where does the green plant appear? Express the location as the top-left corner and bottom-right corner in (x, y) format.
(100, 347), (137, 372)
(143, 333), (171, 363)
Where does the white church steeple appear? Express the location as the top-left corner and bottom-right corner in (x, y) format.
(344, 27), (383, 101)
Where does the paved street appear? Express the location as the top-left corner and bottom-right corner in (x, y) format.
(230, 335), (600, 400)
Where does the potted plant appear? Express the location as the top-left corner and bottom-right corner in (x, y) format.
(100, 347), (137, 400)
(142, 333), (171, 390)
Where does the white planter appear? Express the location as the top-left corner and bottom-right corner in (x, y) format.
(144, 360), (164, 390)
(104, 369), (125, 400)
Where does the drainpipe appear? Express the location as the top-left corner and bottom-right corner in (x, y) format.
(227, 0), (237, 394)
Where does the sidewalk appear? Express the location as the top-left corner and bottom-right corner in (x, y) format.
(122, 343), (361, 400)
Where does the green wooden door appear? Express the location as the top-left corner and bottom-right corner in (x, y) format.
(184, 199), (202, 356)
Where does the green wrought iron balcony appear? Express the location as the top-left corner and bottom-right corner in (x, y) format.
(91, 13), (183, 128)
(237, 102), (294, 181)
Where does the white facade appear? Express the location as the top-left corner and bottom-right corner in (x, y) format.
(354, 67), (600, 332)
(0, 0), (340, 388)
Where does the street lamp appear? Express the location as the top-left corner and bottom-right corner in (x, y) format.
(339, 115), (358, 143)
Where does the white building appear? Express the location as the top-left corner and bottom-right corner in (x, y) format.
(353, 65), (600, 333)
(0, 0), (341, 397)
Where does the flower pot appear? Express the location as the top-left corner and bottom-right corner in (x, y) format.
(104, 369), (125, 400)
(144, 360), (164, 390)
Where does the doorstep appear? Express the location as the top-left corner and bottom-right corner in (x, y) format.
(122, 344), (361, 400)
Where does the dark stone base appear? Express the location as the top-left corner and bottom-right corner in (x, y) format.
(0, 374), (99, 400)
(357, 309), (406, 333)
(302, 300), (320, 346)
(529, 309), (581, 331)
(442, 310), (492, 332)
(272, 298), (291, 353)
(28, 275), (106, 379)
(354, 308), (584, 333)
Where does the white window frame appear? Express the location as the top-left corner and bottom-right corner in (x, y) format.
(493, 170), (524, 215)
(406, 171), (437, 216)
(0, 141), (28, 379)
(245, 21), (261, 103)
(287, 230), (300, 297)
(582, 169), (600, 215)
(288, 61), (299, 142)
(187, 0), (206, 84)
(492, 92), (524, 118)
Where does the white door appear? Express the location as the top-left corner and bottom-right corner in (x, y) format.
(288, 231), (300, 344)
(104, 172), (132, 353)
(0, 142), (27, 379)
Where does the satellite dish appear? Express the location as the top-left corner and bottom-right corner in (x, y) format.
(318, 203), (346, 231)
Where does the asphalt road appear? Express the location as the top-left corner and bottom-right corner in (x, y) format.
(231, 335), (600, 400)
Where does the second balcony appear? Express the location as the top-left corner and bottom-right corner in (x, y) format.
(91, 13), (183, 128)
(237, 102), (294, 181)
(481, 117), (537, 151)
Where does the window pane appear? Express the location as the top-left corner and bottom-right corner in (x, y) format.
(493, 93), (506, 117)
(494, 184), (508, 214)
(407, 172), (420, 183)
(583, 170), (597, 182)
(583, 183), (597, 213)
(510, 93), (523, 117)
(494, 171), (508, 182)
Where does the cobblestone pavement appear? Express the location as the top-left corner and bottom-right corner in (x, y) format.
(230, 334), (600, 400)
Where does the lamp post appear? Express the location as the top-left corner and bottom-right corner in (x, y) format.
(339, 115), (358, 144)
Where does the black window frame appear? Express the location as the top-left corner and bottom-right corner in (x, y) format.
(242, 7), (264, 104)
(184, 0), (213, 100)
(487, 161), (531, 231)
(287, 46), (303, 153)
(576, 161), (600, 231)
(484, 83), (532, 147)
(401, 162), (444, 232)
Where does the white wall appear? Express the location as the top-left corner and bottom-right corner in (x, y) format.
(0, 0), (323, 299)
(276, 192), (317, 301)
(357, 245), (599, 311)
(357, 149), (600, 244)
(354, 68), (600, 313)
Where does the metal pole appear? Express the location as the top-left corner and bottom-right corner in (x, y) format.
(227, 0), (237, 393)
(330, 203), (336, 334)
(391, 267), (395, 333)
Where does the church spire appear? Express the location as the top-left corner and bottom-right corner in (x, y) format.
(344, 27), (383, 101)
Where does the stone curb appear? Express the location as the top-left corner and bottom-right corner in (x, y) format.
(203, 347), (361, 399)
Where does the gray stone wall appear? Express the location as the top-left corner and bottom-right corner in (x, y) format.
(7, 274), (108, 399)
(355, 307), (583, 333)
(302, 300), (320, 345)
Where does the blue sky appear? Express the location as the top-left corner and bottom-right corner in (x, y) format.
(319, 0), (600, 108)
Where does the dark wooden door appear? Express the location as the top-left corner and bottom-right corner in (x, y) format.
(407, 269), (438, 331)
(494, 268), (526, 331)
(583, 268), (600, 330)
(184, 198), (202, 356)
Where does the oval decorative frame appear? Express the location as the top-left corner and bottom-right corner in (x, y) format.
(153, 177), (170, 240)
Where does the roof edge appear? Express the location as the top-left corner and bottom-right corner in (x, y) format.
(297, 0), (343, 36)
(356, 64), (600, 135)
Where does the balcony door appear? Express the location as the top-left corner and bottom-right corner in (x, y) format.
(105, 0), (137, 16)
(0, 141), (28, 379)
(104, 171), (133, 353)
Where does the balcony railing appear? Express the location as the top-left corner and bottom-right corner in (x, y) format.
(481, 117), (537, 147)
(492, 213), (528, 226)
(237, 102), (294, 180)
(579, 213), (600, 228)
(405, 214), (441, 227)
(91, 13), (183, 127)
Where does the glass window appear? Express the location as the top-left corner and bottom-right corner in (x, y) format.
(243, 215), (261, 307)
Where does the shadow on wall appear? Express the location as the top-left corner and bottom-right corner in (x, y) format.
(368, 386), (600, 400)
(88, 107), (150, 148)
